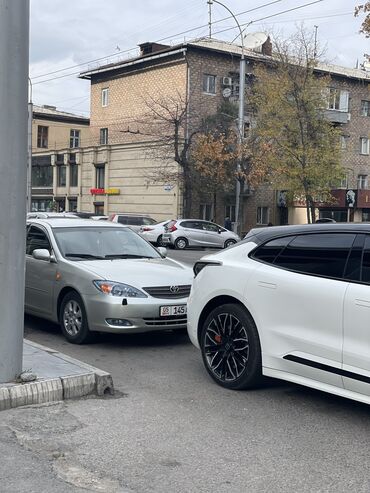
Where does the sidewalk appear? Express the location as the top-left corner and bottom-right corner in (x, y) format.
(0, 340), (114, 411)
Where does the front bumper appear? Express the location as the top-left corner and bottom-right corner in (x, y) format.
(85, 293), (187, 333)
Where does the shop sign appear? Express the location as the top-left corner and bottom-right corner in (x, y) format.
(90, 188), (120, 195)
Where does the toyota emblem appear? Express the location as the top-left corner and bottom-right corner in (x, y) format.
(170, 285), (180, 293)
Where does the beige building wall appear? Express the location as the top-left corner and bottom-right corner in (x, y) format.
(32, 117), (90, 152)
(89, 59), (188, 146)
(80, 143), (181, 221)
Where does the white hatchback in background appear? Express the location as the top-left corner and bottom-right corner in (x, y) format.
(139, 220), (173, 245)
(188, 223), (370, 406)
(162, 219), (240, 249)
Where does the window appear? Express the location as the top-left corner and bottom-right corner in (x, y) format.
(26, 226), (51, 256)
(37, 126), (48, 148)
(101, 88), (109, 107)
(273, 233), (356, 279)
(100, 128), (108, 145)
(32, 156), (52, 187)
(361, 236), (370, 283)
(96, 165), (105, 189)
(57, 165), (66, 187)
(94, 203), (104, 215)
(357, 174), (368, 189)
(70, 129), (80, 148)
(225, 205), (236, 223)
(338, 173), (348, 189)
(70, 163), (78, 187)
(360, 100), (370, 117)
(327, 88), (349, 112)
(319, 209), (348, 222)
(362, 209), (370, 222)
(199, 204), (213, 221)
(343, 234), (364, 282)
(252, 236), (293, 264)
(202, 222), (220, 233)
(56, 153), (64, 164)
(360, 137), (370, 155)
(68, 198), (78, 212)
(340, 135), (348, 150)
(257, 207), (269, 225)
(203, 74), (216, 94)
(180, 221), (203, 230)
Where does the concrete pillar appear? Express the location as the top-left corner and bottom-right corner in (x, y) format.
(0, 0), (30, 382)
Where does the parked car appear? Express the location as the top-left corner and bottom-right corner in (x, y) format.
(25, 218), (193, 344)
(108, 213), (157, 232)
(91, 215), (109, 221)
(139, 220), (173, 246)
(162, 219), (240, 249)
(187, 223), (370, 405)
(27, 212), (79, 219)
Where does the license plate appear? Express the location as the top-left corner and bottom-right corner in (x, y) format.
(160, 305), (187, 316)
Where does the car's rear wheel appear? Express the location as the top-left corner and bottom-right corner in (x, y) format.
(60, 291), (94, 344)
(175, 237), (188, 250)
(200, 303), (262, 390)
(156, 234), (164, 246)
(224, 239), (236, 248)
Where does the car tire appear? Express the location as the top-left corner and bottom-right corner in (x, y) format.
(175, 237), (188, 250)
(200, 303), (262, 390)
(156, 234), (164, 246)
(224, 239), (237, 248)
(60, 291), (95, 344)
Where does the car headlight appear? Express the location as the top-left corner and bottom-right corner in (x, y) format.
(93, 280), (148, 298)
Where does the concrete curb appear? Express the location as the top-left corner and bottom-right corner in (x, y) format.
(0, 340), (114, 411)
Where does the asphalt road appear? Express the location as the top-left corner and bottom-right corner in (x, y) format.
(2, 248), (370, 492)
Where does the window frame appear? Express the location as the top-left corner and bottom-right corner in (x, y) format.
(37, 125), (49, 148)
(69, 129), (80, 149)
(95, 165), (105, 189)
(101, 88), (109, 107)
(70, 163), (78, 187)
(256, 206), (269, 225)
(57, 165), (67, 187)
(202, 74), (216, 95)
(357, 174), (368, 190)
(360, 137), (370, 155)
(360, 100), (370, 117)
(100, 128), (108, 145)
(26, 225), (52, 256)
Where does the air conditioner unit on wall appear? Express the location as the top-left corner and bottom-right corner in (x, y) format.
(222, 76), (232, 86)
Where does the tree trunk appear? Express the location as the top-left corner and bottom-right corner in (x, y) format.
(213, 192), (217, 222)
(182, 163), (192, 217)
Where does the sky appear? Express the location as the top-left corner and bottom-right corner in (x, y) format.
(29, 0), (369, 117)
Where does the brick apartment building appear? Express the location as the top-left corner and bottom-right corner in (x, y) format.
(31, 105), (90, 212)
(76, 37), (370, 230)
(31, 38), (369, 229)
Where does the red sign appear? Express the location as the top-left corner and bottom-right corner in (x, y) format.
(90, 188), (105, 195)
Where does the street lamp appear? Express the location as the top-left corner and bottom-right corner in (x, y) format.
(207, 0), (245, 234)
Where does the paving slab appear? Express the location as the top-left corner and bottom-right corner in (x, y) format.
(0, 339), (114, 411)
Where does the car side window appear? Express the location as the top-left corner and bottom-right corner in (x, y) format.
(117, 216), (128, 225)
(181, 221), (202, 230)
(361, 236), (370, 283)
(26, 226), (51, 256)
(252, 236), (294, 264)
(203, 222), (219, 232)
(343, 234), (364, 282)
(273, 233), (356, 279)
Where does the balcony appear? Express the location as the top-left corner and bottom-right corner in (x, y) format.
(324, 109), (350, 125)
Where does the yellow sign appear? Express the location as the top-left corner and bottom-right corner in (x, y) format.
(105, 188), (120, 195)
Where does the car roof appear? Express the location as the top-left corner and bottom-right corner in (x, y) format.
(111, 213), (154, 217)
(245, 223), (370, 245)
(27, 218), (128, 229)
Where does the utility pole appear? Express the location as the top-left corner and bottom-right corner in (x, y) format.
(207, 0), (245, 235)
(0, 0), (30, 383)
(207, 0), (212, 38)
(314, 25), (318, 59)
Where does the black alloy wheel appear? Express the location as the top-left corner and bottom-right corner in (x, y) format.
(175, 237), (188, 250)
(224, 239), (236, 248)
(60, 291), (95, 344)
(200, 304), (262, 390)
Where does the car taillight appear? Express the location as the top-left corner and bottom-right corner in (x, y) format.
(109, 214), (116, 221)
(142, 227), (154, 231)
(169, 225), (177, 232)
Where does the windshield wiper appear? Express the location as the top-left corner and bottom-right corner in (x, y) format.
(104, 254), (154, 259)
(65, 253), (105, 260)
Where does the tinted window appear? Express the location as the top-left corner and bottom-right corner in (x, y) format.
(203, 222), (219, 232)
(252, 236), (294, 264)
(274, 233), (355, 278)
(181, 221), (203, 230)
(117, 216), (128, 225)
(343, 234), (364, 282)
(361, 236), (370, 283)
(26, 226), (51, 255)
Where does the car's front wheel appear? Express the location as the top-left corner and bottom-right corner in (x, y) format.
(200, 303), (262, 390)
(60, 291), (94, 344)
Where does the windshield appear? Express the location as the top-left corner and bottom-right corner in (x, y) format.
(53, 226), (161, 261)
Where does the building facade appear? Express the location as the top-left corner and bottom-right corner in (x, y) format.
(31, 105), (89, 212)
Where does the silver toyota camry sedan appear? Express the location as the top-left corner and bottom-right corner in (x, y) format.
(25, 218), (193, 344)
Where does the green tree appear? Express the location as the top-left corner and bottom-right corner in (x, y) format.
(250, 31), (344, 223)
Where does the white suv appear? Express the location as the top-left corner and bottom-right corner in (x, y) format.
(108, 213), (157, 232)
(188, 223), (370, 406)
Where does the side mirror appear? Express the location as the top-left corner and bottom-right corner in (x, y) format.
(32, 248), (51, 262)
(157, 246), (167, 257)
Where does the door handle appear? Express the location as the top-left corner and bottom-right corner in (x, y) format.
(355, 299), (370, 308)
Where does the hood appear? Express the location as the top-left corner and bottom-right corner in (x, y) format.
(75, 257), (193, 288)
